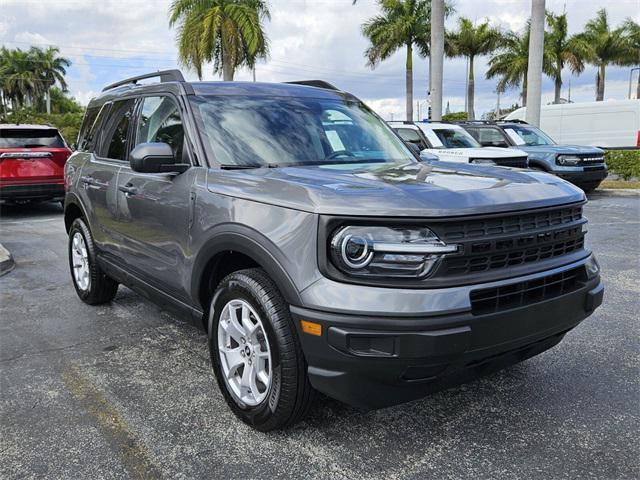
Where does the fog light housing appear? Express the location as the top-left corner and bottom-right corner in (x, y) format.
(557, 155), (581, 166)
(585, 255), (600, 279)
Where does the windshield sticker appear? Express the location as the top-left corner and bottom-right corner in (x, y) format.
(326, 130), (346, 151)
(505, 128), (526, 145)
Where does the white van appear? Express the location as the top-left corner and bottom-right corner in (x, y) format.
(505, 99), (640, 149)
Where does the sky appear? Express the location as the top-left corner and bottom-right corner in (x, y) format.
(1, 0), (638, 119)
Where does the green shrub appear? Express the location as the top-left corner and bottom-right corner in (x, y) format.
(442, 111), (468, 121)
(605, 150), (640, 180)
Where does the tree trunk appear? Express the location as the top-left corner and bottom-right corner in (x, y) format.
(467, 55), (475, 120)
(522, 73), (527, 107)
(554, 75), (562, 104)
(221, 42), (235, 81)
(46, 87), (51, 115)
(596, 64), (605, 101)
(406, 43), (413, 121)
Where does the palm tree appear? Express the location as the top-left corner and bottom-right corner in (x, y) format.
(574, 9), (632, 101)
(486, 28), (530, 106)
(362, 0), (433, 121)
(621, 18), (640, 98)
(0, 47), (40, 109)
(446, 17), (502, 120)
(29, 46), (71, 114)
(168, 0), (270, 81)
(545, 12), (587, 104)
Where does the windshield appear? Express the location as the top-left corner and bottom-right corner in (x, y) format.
(0, 128), (65, 148)
(506, 125), (556, 146)
(431, 127), (481, 148)
(191, 95), (414, 167)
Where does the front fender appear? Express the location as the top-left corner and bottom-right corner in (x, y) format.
(190, 225), (302, 309)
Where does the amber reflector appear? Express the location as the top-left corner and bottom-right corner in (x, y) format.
(300, 320), (322, 336)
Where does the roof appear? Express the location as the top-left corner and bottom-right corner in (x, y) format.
(0, 124), (57, 130)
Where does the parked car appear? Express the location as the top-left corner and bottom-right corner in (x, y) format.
(505, 99), (640, 149)
(0, 124), (72, 206)
(64, 70), (603, 431)
(389, 121), (529, 168)
(460, 120), (608, 193)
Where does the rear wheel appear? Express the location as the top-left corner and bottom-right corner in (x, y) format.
(68, 218), (118, 304)
(208, 268), (314, 431)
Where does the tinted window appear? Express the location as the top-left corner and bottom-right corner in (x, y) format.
(0, 128), (65, 148)
(469, 127), (510, 147)
(77, 107), (99, 152)
(192, 96), (413, 167)
(136, 96), (184, 160)
(506, 125), (556, 146)
(101, 99), (135, 160)
(432, 128), (481, 148)
(396, 128), (421, 143)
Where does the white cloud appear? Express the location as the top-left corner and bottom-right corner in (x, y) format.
(0, 0), (636, 112)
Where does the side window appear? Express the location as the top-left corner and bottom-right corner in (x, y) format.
(135, 96), (185, 161)
(78, 104), (111, 153)
(476, 127), (510, 147)
(396, 128), (427, 149)
(100, 99), (136, 160)
(77, 107), (99, 151)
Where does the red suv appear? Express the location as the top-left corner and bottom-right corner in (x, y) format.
(0, 124), (72, 206)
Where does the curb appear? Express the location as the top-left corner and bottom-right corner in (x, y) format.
(590, 189), (640, 198)
(0, 243), (15, 277)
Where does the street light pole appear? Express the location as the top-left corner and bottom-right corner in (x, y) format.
(525, 0), (545, 127)
(430, 0), (445, 121)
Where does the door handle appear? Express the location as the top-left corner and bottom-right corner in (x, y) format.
(118, 183), (138, 196)
(80, 175), (95, 185)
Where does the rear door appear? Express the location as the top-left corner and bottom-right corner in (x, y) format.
(80, 99), (135, 259)
(113, 94), (196, 301)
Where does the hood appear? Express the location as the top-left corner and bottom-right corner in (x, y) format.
(207, 161), (585, 217)
(515, 144), (605, 156)
(430, 147), (528, 159)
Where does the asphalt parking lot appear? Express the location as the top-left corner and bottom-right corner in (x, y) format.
(1, 195), (639, 479)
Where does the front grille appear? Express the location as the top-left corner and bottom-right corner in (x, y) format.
(477, 156), (528, 168)
(576, 154), (605, 164)
(430, 204), (586, 279)
(438, 205), (583, 242)
(470, 266), (586, 315)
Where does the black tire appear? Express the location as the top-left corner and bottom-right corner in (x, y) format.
(208, 268), (314, 431)
(68, 217), (118, 305)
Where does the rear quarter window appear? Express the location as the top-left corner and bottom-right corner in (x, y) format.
(0, 128), (65, 148)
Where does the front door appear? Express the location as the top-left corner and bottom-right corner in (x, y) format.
(114, 95), (195, 301)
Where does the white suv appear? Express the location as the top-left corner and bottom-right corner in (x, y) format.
(390, 121), (529, 168)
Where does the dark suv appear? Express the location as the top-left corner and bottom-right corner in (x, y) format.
(64, 71), (604, 431)
(461, 120), (608, 192)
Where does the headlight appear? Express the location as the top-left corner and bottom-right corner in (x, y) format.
(557, 155), (581, 166)
(470, 158), (496, 165)
(329, 226), (459, 278)
(585, 255), (600, 279)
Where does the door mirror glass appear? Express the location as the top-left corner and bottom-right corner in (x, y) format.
(404, 141), (421, 156)
(129, 142), (188, 173)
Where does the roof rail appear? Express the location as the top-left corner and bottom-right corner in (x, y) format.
(284, 80), (339, 91)
(499, 118), (528, 124)
(102, 69), (186, 92)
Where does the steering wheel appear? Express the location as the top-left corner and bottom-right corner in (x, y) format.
(326, 150), (356, 160)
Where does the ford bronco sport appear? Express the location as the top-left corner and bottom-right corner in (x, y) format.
(460, 120), (608, 192)
(64, 70), (604, 431)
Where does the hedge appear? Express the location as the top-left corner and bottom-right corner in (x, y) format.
(605, 150), (640, 180)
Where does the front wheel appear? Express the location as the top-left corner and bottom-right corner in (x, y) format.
(68, 218), (118, 304)
(208, 268), (314, 431)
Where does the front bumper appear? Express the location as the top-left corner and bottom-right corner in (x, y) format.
(555, 166), (608, 188)
(292, 259), (603, 409)
(0, 182), (65, 202)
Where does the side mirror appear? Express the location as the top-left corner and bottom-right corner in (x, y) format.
(405, 141), (422, 156)
(129, 142), (189, 174)
(419, 150), (440, 162)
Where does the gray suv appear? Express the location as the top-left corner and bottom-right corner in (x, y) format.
(64, 70), (604, 431)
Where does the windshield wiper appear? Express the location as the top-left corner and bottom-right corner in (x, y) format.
(220, 163), (279, 170)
